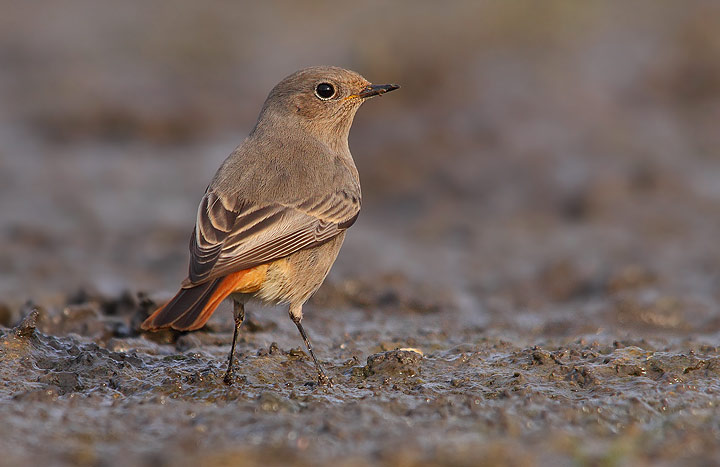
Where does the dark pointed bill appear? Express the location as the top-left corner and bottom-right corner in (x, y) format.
(358, 83), (400, 99)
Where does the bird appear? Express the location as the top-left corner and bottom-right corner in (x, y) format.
(141, 66), (399, 386)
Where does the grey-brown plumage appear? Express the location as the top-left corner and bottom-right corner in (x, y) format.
(141, 66), (399, 385)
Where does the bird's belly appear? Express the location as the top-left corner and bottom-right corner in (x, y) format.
(251, 233), (347, 305)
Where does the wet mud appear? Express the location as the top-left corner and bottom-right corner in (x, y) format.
(3, 1), (720, 466)
(3, 277), (720, 466)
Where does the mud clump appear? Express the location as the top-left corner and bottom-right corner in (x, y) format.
(37, 371), (81, 394)
(13, 307), (40, 338)
(361, 348), (423, 378)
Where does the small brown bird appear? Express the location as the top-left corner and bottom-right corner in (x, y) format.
(142, 66), (399, 385)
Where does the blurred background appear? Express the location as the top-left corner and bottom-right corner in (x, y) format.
(2, 0), (720, 335)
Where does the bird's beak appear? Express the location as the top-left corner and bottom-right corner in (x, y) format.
(358, 83), (400, 99)
(345, 83), (400, 101)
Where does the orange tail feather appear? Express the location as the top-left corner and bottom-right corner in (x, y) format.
(141, 269), (252, 332)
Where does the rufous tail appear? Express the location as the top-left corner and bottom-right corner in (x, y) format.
(141, 270), (250, 332)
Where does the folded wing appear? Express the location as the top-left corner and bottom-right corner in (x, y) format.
(184, 188), (360, 287)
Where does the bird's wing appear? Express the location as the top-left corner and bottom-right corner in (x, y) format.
(184, 188), (360, 286)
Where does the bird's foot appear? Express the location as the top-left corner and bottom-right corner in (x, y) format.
(223, 369), (234, 386)
(317, 371), (334, 387)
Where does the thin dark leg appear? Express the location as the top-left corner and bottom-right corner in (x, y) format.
(223, 301), (245, 385)
(291, 315), (332, 386)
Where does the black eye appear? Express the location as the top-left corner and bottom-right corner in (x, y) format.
(315, 83), (335, 99)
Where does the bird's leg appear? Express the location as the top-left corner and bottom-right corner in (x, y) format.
(289, 304), (332, 386)
(223, 300), (245, 385)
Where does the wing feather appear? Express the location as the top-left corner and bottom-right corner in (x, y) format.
(184, 187), (360, 286)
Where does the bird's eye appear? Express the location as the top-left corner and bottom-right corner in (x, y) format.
(315, 83), (336, 100)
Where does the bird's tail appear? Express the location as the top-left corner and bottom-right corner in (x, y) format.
(141, 270), (252, 331)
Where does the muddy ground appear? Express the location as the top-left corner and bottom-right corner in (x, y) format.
(3, 2), (720, 466)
